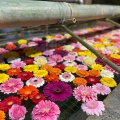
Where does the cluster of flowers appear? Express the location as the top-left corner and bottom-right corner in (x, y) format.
(0, 25), (120, 120)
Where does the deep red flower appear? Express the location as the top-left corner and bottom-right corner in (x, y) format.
(54, 64), (65, 70)
(24, 58), (34, 64)
(31, 93), (46, 104)
(0, 96), (21, 112)
(17, 71), (33, 81)
(86, 76), (100, 85)
(109, 57), (120, 66)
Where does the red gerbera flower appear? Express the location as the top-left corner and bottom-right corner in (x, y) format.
(54, 64), (65, 70)
(0, 96), (21, 112)
(17, 71), (33, 81)
(31, 93), (46, 104)
(7, 68), (22, 76)
(86, 76), (100, 85)
(24, 58), (34, 64)
(45, 74), (59, 83)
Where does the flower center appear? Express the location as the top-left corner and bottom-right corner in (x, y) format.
(43, 107), (50, 113)
(8, 101), (13, 106)
(54, 88), (62, 93)
(86, 101), (98, 109)
(90, 78), (95, 81)
(34, 80), (38, 82)
(9, 83), (14, 87)
(62, 73), (71, 79)
(36, 95), (41, 99)
(82, 91), (88, 95)
(25, 91), (31, 94)
(23, 74), (27, 76)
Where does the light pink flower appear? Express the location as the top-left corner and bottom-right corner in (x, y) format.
(28, 42), (38, 47)
(92, 83), (111, 95)
(32, 100), (60, 120)
(63, 55), (75, 62)
(75, 64), (88, 70)
(73, 85), (97, 102)
(53, 34), (64, 41)
(9, 104), (27, 120)
(68, 52), (78, 57)
(20, 44), (28, 48)
(0, 48), (8, 54)
(43, 50), (53, 56)
(76, 56), (85, 62)
(11, 60), (26, 68)
(47, 60), (57, 66)
(71, 42), (82, 48)
(104, 65), (118, 73)
(101, 48), (112, 55)
(81, 100), (105, 116)
(63, 61), (77, 66)
(33, 37), (42, 42)
(48, 54), (63, 63)
(0, 78), (23, 94)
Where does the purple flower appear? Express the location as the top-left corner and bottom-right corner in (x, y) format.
(43, 82), (72, 102)
(53, 50), (68, 57)
(95, 58), (106, 66)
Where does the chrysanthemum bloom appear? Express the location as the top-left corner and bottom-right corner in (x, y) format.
(17, 71), (33, 81)
(0, 64), (11, 71)
(45, 74), (59, 82)
(3, 51), (19, 59)
(76, 56), (85, 62)
(0, 73), (9, 83)
(7, 68), (22, 76)
(17, 85), (39, 100)
(11, 60), (26, 68)
(68, 51), (78, 57)
(43, 50), (53, 56)
(73, 77), (87, 86)
(81, 100), (105, 116)
(76, 70), (89, 77)
(100, 70), (114, 78)
(43, 82), (72, 102)
(0, 96), (21, 112)
(63, 61), (77, 67)
(92, 83), (111, 95)
(59, 72), (75, 82)
(48, 54), (63, 63)
(100, 77), (117, 87)
(63, 55), (75, 62)
(0, 110), (6, 120)
(47, 60), (57, 66)
(18, 39), (28, 45)
(26, 77), (45, 88)
(86, 76), (100, 85)
(31, 93), (46, 104)
(23, 64), (39, 72)
(31, 100), (60, 120)
(89, 70), (100, 77)
(91, 64), (104, 71)
(73, 85), (97, 102)
(53, 50), (68, 57)
(75, 65), (88, 70)
(23, 58), (34, 64)
(41, 64), (53, 71)
(64, 66), (77, 73)
(0, 78), (23, 94)
(9, 104), (27, 120)
(34, 69), (48, 78)
(49, 68), (61, 75)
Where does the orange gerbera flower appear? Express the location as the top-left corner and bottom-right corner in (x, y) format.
(49, 68), (61, 75)
(76, 70), (89, 77)
(0, 110), (6, 120)
(89, 70), (100, 77)
(73, 48), (82, 53)
(17, 85), (38, 100)
(73, 77), (87, 86)
(7, 68), (22, 76)
(41, 64), (53, 71)
(5, 44), (17, 50)
(55, 46), (63, 50)
(45, 74), (59, 82)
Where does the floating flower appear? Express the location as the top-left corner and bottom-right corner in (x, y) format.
(43, 82), (72, 102)
(100, 70), (114, 78)
(45, 74), (59, 82)
(23, 58), (34, 64)
(63, 45), (74, 52)
(63, 55), (75, 62)
(17, 85), (39, 100)
(0, 48), (8, 54)
(91, 64), (104, 71)
(34, 69), (48, 78)
(89, 70), (100, 77)
(7, 57), (21, 64)
(100, 77), (117, 87)
(43, 50), (53, 56)
(49, 68), (61, 75)
(18, 39), (28, 45)
(17, 71), (33, 81)
(0, 64), (11, 71)
(31, 100), (60, 120)
(0, 96), (21, 112)
(63, 61), (77, 66)
(0, 73), (9, 84)
(54, 64), (65, 70)
(59, 72), (75, 82)
(47, 60), (57, 66)
(68, 51), (78, 57)
(110, 54), (120, 59)
(95, 58), (106, 66)
(26, 77), (45, 88)
(11, 60), (26, 68)
(7, 68), (22, 76)
(53, 34), (64, 41)
(9, 104), (27, 120)
(86, 76), (100, 85)
(3, 51), (19, 59)
(53, 50), (68, 57)
(104, 65), (118, 73)
(92, 83), (111, 95)
(48, 54), (63, 63)
(23, 64), (38, 72)
(75, 64), (88, 70)
(0, 78), (23, 94)
(73, 77), (87, 86)
(73, 85), (97, 102)
(64, 66), (77, 73)
(31, 93), (46, 104)
(5, 43), (17, 50)
(76, 56), (85, 62)
(28, 41), (38, 47)
(41, 64), (53, 71)
(81, 100), (105, 116)
(76, 70), (89, 77)
(0, 110), (6, 120)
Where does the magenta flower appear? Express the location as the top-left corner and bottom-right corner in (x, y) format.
(73, 85), (97, 102)
(11, 60), (26, 68)
(92, 83), (111, 95)
(31, 100), (60, 120)
(0, 78), (23, 94)
(0, 48), (8, 54)
(81, 100), (105, 116)
(9, 104), (27, 120)
(43, 82), (72, 102)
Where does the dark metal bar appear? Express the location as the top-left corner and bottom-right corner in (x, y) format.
(106, 18), (120, 27)
(60, 25), (120, 73)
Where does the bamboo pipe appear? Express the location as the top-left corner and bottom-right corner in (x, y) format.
(0, 0), (120, 28)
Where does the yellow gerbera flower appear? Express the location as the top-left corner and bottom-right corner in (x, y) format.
(78, 50), (92, 56)
(110, 54), (120, 59)
(91, 64), (104, 71)
(23, 65), (39, 72)
(93, 44), (105, 48)
(34, 69), (48, 78)
(0, 64), (11, 71)
(0, 73), (9, 83)
(100, 77), (117, 87)
(64, 66), (77, 73)
(18, 39), (28, 45)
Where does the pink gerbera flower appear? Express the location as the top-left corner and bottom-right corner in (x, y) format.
(73, 85), (97, 102)
(31, 100), (60, 120)
(43, 50), (53, 56)
(48, 54), (63, 63)
(11, 60), (26, 68)
(81, 100), (105, 116)
(75, 64), (88, 70)
(0, 78), (23, 94)
(63, 55), (75, 62)
(92, 83), (111, 95)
